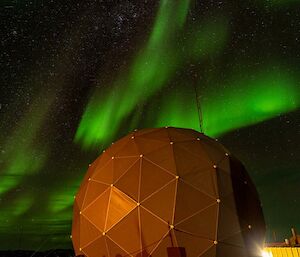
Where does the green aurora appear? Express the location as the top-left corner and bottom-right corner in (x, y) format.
(75, 0), (299, 149)
(75, 0), (192, 148)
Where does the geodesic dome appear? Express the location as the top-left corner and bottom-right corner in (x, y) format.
(72, 127), (265, 257)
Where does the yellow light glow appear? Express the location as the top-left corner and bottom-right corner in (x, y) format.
(261, 250), (273, 257)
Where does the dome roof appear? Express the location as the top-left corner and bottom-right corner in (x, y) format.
(72, 127), (265, 257)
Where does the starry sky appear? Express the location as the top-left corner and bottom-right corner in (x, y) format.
(0, 0), (299, 251)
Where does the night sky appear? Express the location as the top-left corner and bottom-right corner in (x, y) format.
(0, 0), (299, 251)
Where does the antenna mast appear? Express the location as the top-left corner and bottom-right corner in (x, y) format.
(193, 74), (203, 133)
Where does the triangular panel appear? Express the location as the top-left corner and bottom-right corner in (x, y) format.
(217, 200), (243, 241)
(183, 168), (218, 198)
(113, 157), (140, 183)
(140, 159), (175, 201)
(82, 188), (110, 231)
(135, 137), (170, 155)
(92, 160), (114, 184)
(106, 236), (131, 257)
(216, 169), (234, 197)
(140, 207), (169, 255)
(115, 160), (141, 201)
(142, 179), (177, 223)
(199, 140), (226, 164)
(174, 141), (212, 166)
(150, 232), (176, 257)
(176, 203), (218, 240)
(174, 181), (215, 224)
(105, 187), (137, 231)
(82, 236), (108, 257)
(173, 143), (212, 178)
(144, 145), (176, 175)
(80, 215), (102, 249)
(174, 230), (213, 257)
(115, 139), (140, 157)
(107, 208), (141, 254)
(83, 181), (109, 208)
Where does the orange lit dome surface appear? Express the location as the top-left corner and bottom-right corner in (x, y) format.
(72, 127), (265, 257)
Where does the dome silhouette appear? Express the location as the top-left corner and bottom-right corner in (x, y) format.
(72, 127), (265, 257)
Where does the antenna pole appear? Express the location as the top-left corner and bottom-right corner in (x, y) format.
(193, 74), (203, 133)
